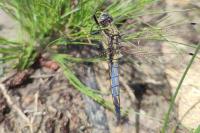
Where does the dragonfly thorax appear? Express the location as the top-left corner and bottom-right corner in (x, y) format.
(99, 12), (113, 27)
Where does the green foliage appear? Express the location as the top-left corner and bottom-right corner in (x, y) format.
(0, 37), (21, 64)
(0, 0), (72, 39)
(0, 0), (78, 69)
(108, 0), (155, 19)
(0, 0), (160, 68)
(192, 125), (200, 133)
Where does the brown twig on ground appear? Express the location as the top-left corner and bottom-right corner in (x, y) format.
(30, 91), (39, 132)
(120, 78), (136, 103)
(30, 74), (56, 79)
(0, 71), (18, 83)
(3, 69), (34, 88)
(0, 84), (34, 133)
(0, 53), (59, 89)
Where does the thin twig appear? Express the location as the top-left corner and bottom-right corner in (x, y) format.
(30, 74), (55, 79)
(172, 99), (200, 133)
(0, 71), (17, 83)
(30, 91), (39, 131)
(120, 78), (136, 103)
(0, 83), (33, 133)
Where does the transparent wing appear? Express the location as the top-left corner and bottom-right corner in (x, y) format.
(118, 39), (200, 68)
(118, 20), (200, 66)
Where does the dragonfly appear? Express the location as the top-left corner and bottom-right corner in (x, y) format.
(91, 12), (200, 123)
(92, 12), (122, 122)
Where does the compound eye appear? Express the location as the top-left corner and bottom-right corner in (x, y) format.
(99, 12), (113, 27)
(99, 14), (113, 26)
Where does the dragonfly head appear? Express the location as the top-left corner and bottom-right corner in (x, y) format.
(99, 12), (113, 27)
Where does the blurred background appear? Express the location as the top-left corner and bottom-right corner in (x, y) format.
(0, 0), (200, 133)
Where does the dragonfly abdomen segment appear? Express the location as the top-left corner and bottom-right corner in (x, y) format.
(110, 63), (120, 96)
